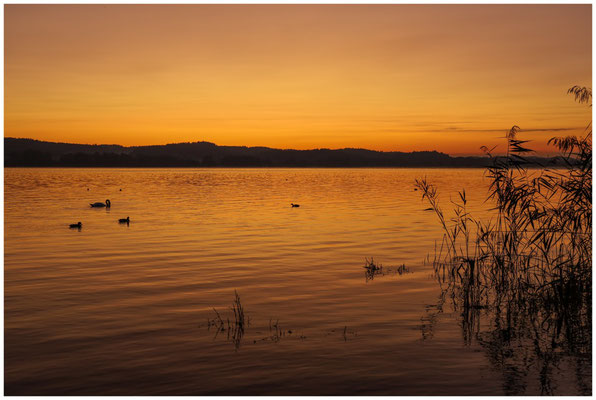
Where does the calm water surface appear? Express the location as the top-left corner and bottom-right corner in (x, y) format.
(4, 168), (590, 395)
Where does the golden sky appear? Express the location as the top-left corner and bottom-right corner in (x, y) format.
(4, 4), (592, 154)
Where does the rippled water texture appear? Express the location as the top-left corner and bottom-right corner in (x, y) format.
(4, 168), (591, 395)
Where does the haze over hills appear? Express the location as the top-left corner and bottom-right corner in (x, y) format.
(4, 137), (557, 168)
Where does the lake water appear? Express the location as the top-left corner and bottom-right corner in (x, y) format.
(4, 168), (591, 395)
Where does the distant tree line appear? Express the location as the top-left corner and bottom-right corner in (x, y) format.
(4, 138), (562, 168)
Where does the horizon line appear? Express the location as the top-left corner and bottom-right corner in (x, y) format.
(7, 136), (558, 157)
(5, 136), (453, 154)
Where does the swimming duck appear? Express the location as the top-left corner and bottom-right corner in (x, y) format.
(118, 217), (130, 223)
(69, 222), (82, 229)
(90, 199), (111, 208)
(291, 203), (300, 208)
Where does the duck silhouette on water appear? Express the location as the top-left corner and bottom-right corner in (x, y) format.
(291, 203), (300, 208)
(90, 199), (111, 208)
(118, 216), (130, 224)
(69, 222), (82, 229)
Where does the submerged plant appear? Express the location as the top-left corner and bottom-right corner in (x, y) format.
(231, 290), (245, 332)
(363, 258), (412, 282)
(416, 86), (592, 395)
(206, 294), (306, 347)
(207, 290), (247, 350)
(363, 257), (383, 281)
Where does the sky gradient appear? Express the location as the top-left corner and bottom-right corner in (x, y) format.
(4, 4), (592, 155)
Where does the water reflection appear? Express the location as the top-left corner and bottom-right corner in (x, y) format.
(422, 259), (591, 395)
(5, 168), (587, 395)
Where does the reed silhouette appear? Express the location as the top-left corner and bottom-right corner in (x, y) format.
(206, 295), (302, 348)
(363, 257), (383, 281)
(415, 86), (592, 395)
(363, 258), (411, 282)
(207, 291), (247, 350)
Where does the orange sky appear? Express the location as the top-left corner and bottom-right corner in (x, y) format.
(4, 4), (592, 155)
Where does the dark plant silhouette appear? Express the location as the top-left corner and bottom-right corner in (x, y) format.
(363, 257), (383, 281)
(363, 258), (411, 282)
(207, 291), (247, 351)
(415, 86), (591, 395)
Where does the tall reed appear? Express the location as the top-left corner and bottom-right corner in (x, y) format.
(415, 86), (591, 394)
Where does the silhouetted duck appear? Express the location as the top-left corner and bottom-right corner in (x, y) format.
(69, 222), (82, 229)
(118, 217), (130, 223)
(90, 199), (111, 208)
(291, 203), (300, 208)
